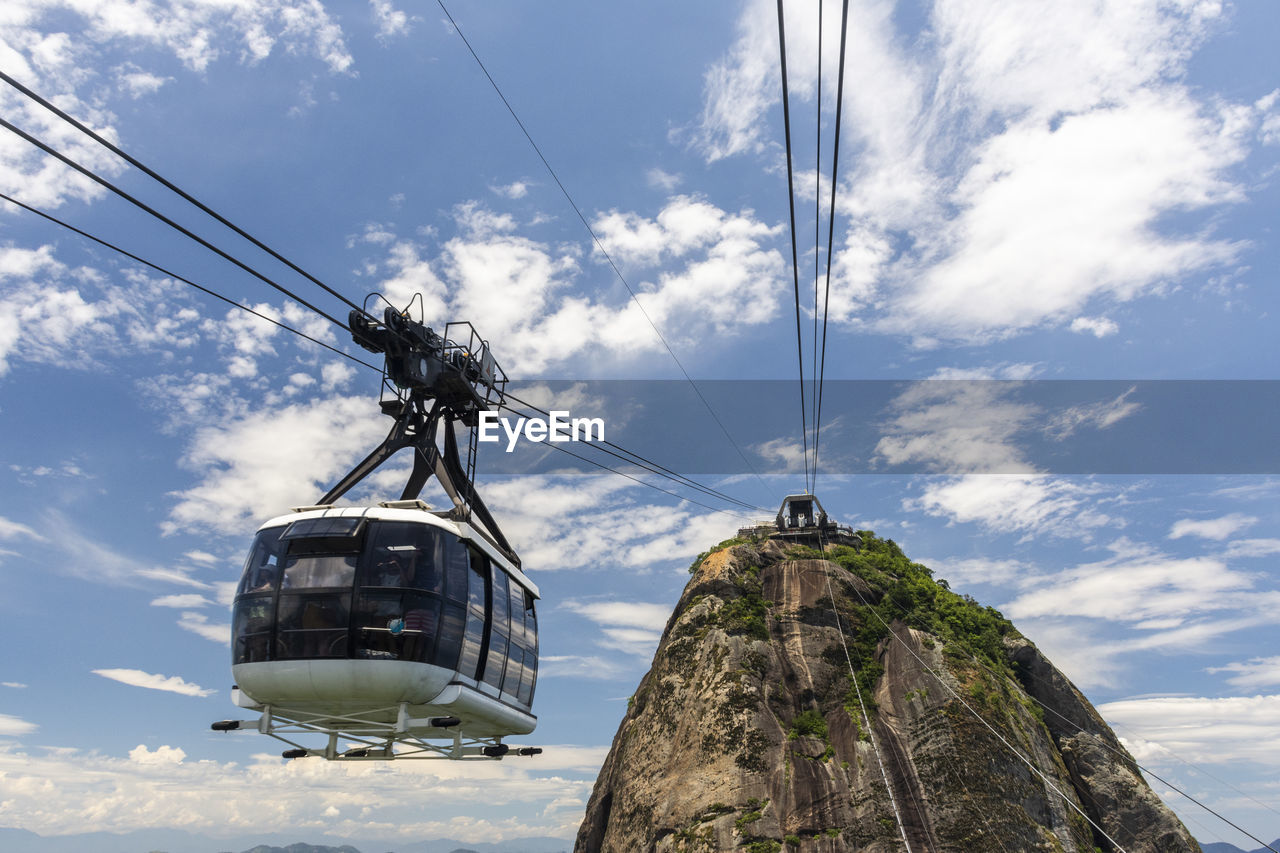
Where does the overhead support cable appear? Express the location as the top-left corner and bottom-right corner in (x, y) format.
(841, 578), (1130, 852)
(798, 8), (1268, 844)
(862, 568), (1280, 853)
(502, 390), (768, 514)
(0, 116), (352, 333)
(3, 182), (759, 521)
(495, 403), (757, 522)
(775, 0), (812, 496)
(435, 0), (772, 502)
(812, 0), (823, 479)
(3, 45), (773, 519)
(819, 551), (915, 851)
(812, 0), (851, 492)
(0, 192), (378, 372)
(0, 70), (369, 321)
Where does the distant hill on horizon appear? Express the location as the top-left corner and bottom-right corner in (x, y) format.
(1201, 840), (1280, 853)
(0, 827), (568, 853)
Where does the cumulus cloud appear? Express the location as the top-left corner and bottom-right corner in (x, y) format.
(874, 381), (1142, 476)
(0, 738), (602, 840)
(92, 668), (215, 698)
(992, 533), (1280, 688)
(1224, 538), (1280, 559)
(369, 0), (410, 41)
(482, 473), (740, 573)
(491, 180), (530, 199)
(150, 594), (213, 608)
(875, 382), (1040, 474)
(753, 437), (807, 475)
(1207, 656), (1280, 691)
(646, 168), (681, 191)
(1070, 316), (1119, 338)
(0, 713), (37, 736)
(0, 249), (207, 378)
(1169, 513), (1257, 541)
(350, 196), (784, 375)
(0, 1), (355, 212)
(1001, 538), (1255, 624)
(1100, 694), (1280, 766)
(923, 557), (1031, 589)
(907, 475), (1117, 539)
(177, 611), (231, 644)
(562, 599), (673, 658)
(165, 394), (387, 536)
(693, 0), (1264, 344)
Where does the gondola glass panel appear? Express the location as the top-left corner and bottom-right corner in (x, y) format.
(238, 527), (285, 595)
(515, 587), (538, 705)
(233, 595), (273, 664)
(483, 564), (510, 690)
(277, 591), (350, 659)
(457, 546), (488, 679)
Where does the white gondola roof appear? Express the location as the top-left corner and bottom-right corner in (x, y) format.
(256, 502), (538, 598)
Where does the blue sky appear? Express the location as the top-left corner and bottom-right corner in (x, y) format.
(1, 0), (1278, 848)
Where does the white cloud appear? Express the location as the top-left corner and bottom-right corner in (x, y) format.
(694, 0), (1263, 344)
(177, 611), (231, 645)
(165, 394), (388, 536)
(1043, 386), (1141, 440)
(33, 510), (201, 588)
(369, 0), (410, 41)
(0, 250), (207, 378)
(0, 714), (37, 736)
(92, 668), (215, 698)
(0, 1), (355, 211)
(1002, 538), (1254, 624)
(356, 197), (784, 375)
(562, 600), (671, 632)
(1100, 694), (1280, 766)
(538, 654), (627, 680)
(0, 514), (43, 541)
(562, 600), (672, 658)
(875, 382), (1040, 473)
(753, 437), (807, 475)
(491, 181), (529, 200)
(645, 168), (681, 191)
(908, 475), (1116, 539)
(1224, 538), (1280, 559)
(1070, 316), (1119, 338)
(150, 594), (212, 608)
(1169, 513), (1257, 541)
(924, 557), (1031, 589)
(0, 739), (600, 841)
(321, 361), (357, 389)
(927, 363), (1043, 380)
(1207, 656), (1280, 691)
(690, 0), (780, 162)
(481, 473), (740, 574)
(129, 743), (188, 765)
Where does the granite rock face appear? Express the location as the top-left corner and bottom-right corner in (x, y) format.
(574, 535), (1200, 853)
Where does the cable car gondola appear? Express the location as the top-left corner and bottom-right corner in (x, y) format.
(213, 306), (542, 761)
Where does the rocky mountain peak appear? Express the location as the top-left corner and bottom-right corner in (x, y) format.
(575, 533), (1200, 852)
